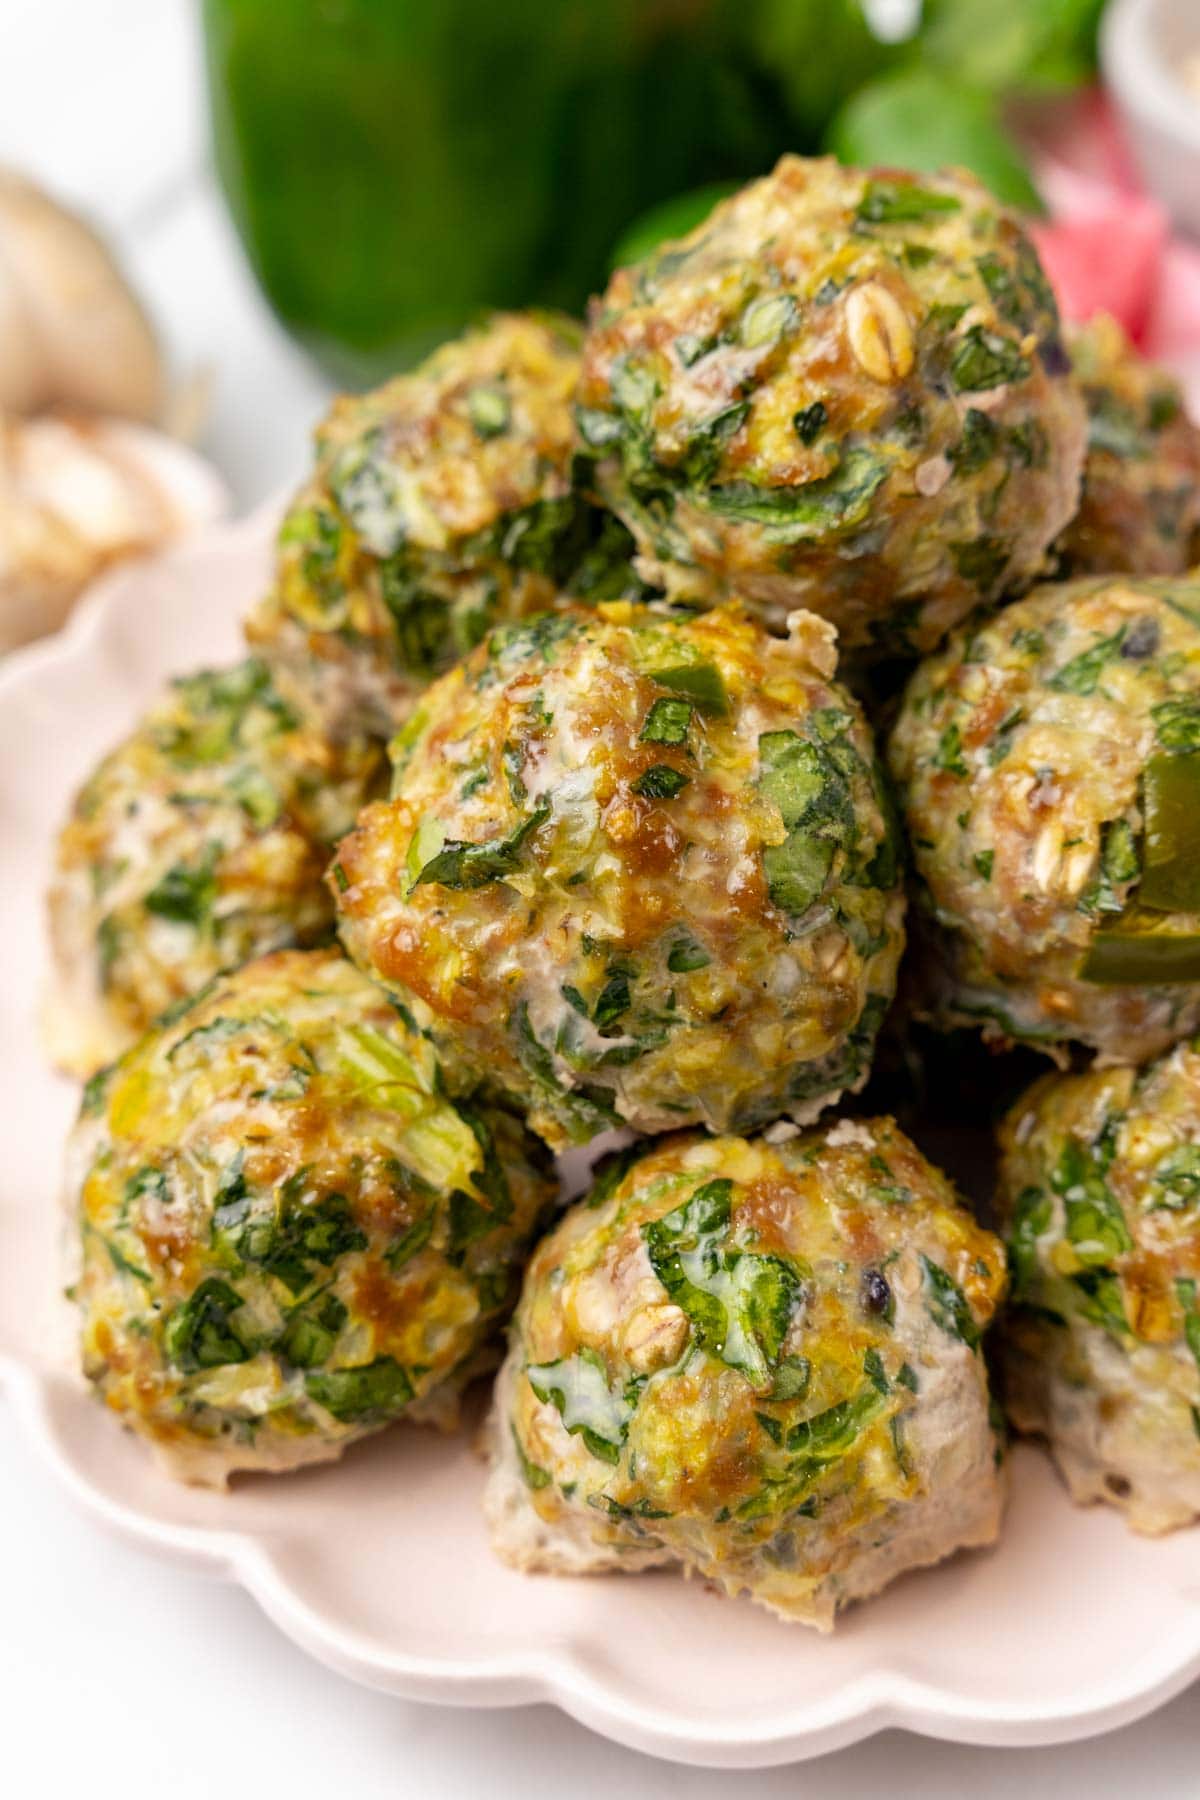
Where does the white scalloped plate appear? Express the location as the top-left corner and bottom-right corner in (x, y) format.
(1, 506), (1198, 1768)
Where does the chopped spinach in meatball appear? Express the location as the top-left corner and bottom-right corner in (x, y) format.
(889, 574), (1200, 1061)
(998, 1047), (1200, 1532)
(247, 311), (641, 739)
(486, 1118), (1006, 1629)
(68, 949), (554, 1484)
(333, 601), (905, 1149)
(578, 155), (1085, 658)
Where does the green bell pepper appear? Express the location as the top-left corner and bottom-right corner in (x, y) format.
(202, 0), (796, 383)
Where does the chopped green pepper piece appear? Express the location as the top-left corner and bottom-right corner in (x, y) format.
(648, 662), (729, 716)
(1141, 753), (1200, 913)
(1081, 915), (1200, 984)
(640, 696), (692, 744)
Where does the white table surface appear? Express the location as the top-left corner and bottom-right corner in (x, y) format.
(1, 4), (1195, 1790)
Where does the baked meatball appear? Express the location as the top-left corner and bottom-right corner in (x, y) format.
(46, 660), (384, 1077)
(889, 573), (1200, 1062)
(577, 155), (1085, 658)
(246, 312), (640, 738)
(68, 948), (554, 1485)
(1057, 313), (1200, 578)
(333, 601), (905, 1150)
(485, 1117), (1007, 1630)
(998, 1048), (1200, 1532)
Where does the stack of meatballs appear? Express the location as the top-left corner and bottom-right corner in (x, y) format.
(50, 155), (1200, 1630)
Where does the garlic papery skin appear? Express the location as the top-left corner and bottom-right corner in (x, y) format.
(0, 413), (227, 653)
(0, 169), (164, 422)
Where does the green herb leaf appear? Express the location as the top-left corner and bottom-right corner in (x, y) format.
(1150, 1145), (1200, 1210)
(410, 802), (549, 892)
(1051, 1134), (1132, 1264)
(666, 933), (710, 973)
(793, 401), (828, 444)
(706, 447), (889, 540)
(305, 1356), (413, 1421)
(951, 325), (1031, 392)
(467, 381), (510, 438)
(640, 696), (692, 745)
(632, 765), (690, 800)
(856, 178), (963, 223)
(164, 1278), (250, 1371)
(642, 1178), (803, 1389)
(920, 1254), (981, 1350)
(1048, 627), (1127, 695)
(526, 1348), (632, 1464)
(143, 856), (217, 927)
(648, 662), (729, 716)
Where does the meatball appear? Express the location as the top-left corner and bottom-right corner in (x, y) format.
(333, 601), (905, 1150)
(998, 1048), (1200, 1532)
(46, 659), (384, 1077)
(1057, 313), (1200, 578)
(485, 1117), (1007, 1630)
(577, 155), (1085, 658)
(889, 573), (1200, 1062)
(246, 312), (640, 738)
(68, 948), (554, 1485)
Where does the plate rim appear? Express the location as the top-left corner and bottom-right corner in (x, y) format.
(2, 510), (1198, 1770)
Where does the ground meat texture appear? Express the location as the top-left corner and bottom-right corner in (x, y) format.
(332, 601), (905, 1151)
(888, 574), (1200, 1062)
(245, 312), (641, 740)
(577, 155), (1085, 659)
(1056, 313), (1200, 579)
(67, 948), (554, 1486)
(45, 660), (384, 1078)
(997, 1047), (1200, 1532)
(484, 1118), (1007, 1631)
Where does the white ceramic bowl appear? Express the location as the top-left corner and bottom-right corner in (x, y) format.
(1103, 0), (1200, 238)
(0, 510), (1197, 1767)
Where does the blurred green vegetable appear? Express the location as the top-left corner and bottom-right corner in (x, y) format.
(828, 69), (1043, 212)
(204, 0), (1107, 377)
(203, 0), (797, 384)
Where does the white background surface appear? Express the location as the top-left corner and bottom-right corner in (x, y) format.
(1, 2), (1195, 1789)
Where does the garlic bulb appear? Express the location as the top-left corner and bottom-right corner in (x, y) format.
(0, 413), (228, 653)
(0, 169), (164, 420)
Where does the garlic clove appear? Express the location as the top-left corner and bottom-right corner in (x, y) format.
(0, 169), (164, 421)
(0, 412), (228, 654)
